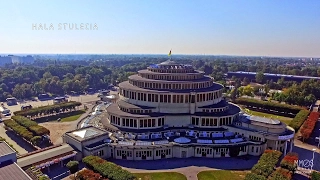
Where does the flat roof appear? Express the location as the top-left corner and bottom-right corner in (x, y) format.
(138, 69), (204, 75)
(119, 81), (223, 93)
(117, 100), (155, 110)
(0, 161), (32, 180)
(17, 144), (74, 168)
(129, 74), (211, 83)
(107, 101), (240, 118)
(65, 126), (109, 142)
(0, 141), (15, 156)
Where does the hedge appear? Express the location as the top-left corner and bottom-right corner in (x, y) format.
(3, 120), (33, 141)
(30, 136), (42, 146)
(300, 112), (320, 141)
(311, 171), (320, 180)
(280, 152), (298, 172)
(14, 101), (82, 117)
(289, 110), (310, 131)
(12, 116), (50, 136)
(82, 155), (135, 180)
(251, 150), (282, 178)
(269, 168), (292, 180)
(244, 173), (267, 180)
(234, 97), (304, 114)
(76, 169), (108, 180)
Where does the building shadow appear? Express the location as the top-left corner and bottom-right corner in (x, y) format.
(5, 130), (37, 153)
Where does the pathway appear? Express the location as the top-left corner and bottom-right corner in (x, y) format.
(0, 123), (29, 155)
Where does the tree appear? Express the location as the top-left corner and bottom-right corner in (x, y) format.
(67, 161), (79, 176)
(255, 71), (265, 83)
(243, 77), (250, 85)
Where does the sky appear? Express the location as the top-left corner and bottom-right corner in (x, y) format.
(0, 0), (319, 57)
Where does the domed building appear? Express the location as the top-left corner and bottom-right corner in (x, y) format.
(81, 60), (296, 161)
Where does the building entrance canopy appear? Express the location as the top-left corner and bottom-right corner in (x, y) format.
(35, 153), (76, 169)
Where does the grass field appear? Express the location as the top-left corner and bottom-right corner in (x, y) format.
(245, 109), (292, 125)
(134, 172), (187, 180)
(197, 170), (248, 180)
(35, 110), (86, 123)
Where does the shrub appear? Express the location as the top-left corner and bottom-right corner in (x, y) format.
(244, 173), (267, 180)
(11, 116), (37, 127)
(311, 171), (320, 180)
(82, 155), (135, 180)
(14, 101), (82, 117)
(12, 116), (50, 136)
(30, 136), (42, 146)
(234, 97), (304, 114)
(269, 168), (292, 180)
(29, 125), (50, 136)
(76, 169), (108, 180)
(66, 161), (79, 174)
(251, 150), (282, 178)
(280, 152), (298, 172)
(3, 120), (33, 141)
(289, 110), (310, 131)
(300, 112), (320, 141)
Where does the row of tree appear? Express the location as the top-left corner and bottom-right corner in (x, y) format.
(2, 55), (320, 101)
(234, 97), (304, 114)
(3, 115), (50, 146)
(14, 101), (81, 118)
(82, 155), (135, 180)
(300, 112), (320, 142)
(245, 150), (283, 180)
(289, 110), (310, 131)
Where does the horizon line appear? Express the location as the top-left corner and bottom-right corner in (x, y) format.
(0, 53), (319, 59)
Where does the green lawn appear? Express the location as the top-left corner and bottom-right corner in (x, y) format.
(197, 170), (248, 180)
(134, 172), (187, 180)
(35, 110), (86, 123)
(243, 109), (292, 125)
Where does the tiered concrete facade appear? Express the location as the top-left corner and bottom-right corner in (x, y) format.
(93, 60), (295, 161)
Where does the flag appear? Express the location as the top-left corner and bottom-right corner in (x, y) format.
(168, 50), (172, 56)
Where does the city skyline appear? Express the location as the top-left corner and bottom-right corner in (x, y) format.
(1, 0), (320, 57)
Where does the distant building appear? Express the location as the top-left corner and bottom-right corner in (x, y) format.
(21, 55), (35, 64)
(0, 55), (34, 66)
(227, 71), (320, 83)
(0, 56), (12, 66)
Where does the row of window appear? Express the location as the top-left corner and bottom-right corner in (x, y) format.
(110, 115), (165, 128)
(116, 150), (133, 157)
(119, 107), (152, 114)
(139, 73), (203, 81)
(249, 135), (262, 142)
(128, 79), (213, 90)
(148, 68), (194, 73)
(251, 146), (261, 153)
(120, 89), (223, 103)
(191, 116), (233, 126)
(93, 150), (104, 157)
(201, 107), (228, 113)
(155, 149), (171, 156)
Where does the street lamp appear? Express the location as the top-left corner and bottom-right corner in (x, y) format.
(317, 129), (320, 149)
(312, 148), (317, 171)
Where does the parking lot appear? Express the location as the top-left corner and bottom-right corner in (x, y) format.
(0, 93), (103, 119)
